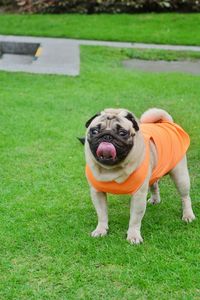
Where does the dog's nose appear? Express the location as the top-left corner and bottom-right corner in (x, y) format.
(103, 134), (113, 142)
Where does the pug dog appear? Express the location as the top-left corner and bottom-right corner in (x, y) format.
(83, 108), (195, 244)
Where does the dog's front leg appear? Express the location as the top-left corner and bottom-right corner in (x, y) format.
(90, 187), (108, 237)
(127, 183), (148, 244)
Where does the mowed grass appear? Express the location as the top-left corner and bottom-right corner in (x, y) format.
(1, 13), (200, 45)
(0, 46), (200, 299)
(122, 47), (200, 61)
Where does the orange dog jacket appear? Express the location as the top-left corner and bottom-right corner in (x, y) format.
(86, 121), (190, 195)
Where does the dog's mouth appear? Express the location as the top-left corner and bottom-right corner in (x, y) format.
(96, 142), (117, 163)
(88, 130), (134, 166)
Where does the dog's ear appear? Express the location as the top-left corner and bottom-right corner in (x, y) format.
(85, 113), (100, 128)
(77, 137), (85, 145)
(125, 112), (139, 131)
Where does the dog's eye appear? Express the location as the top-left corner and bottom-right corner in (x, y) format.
(119, 129), (128, 137)
(90, 128), (99, 135)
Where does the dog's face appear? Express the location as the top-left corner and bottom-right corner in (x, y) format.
(85, 109), (139, 166)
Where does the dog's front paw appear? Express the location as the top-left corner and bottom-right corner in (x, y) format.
(91, 225), (108, 237)
(127, 229), (143, 245)
(182, 209), (196, 223)
(148, 195), (161, 205)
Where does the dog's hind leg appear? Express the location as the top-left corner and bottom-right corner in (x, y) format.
(170, 155), (195, 222)
(148, 181), (161, 205)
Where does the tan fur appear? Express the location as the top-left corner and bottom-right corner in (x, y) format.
(85, 108), (195, 244)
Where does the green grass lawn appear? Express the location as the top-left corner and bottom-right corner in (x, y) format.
(1, 13), (200, 45)
(0, 44), (200, 299)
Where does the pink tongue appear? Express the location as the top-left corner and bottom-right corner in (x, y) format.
(96, 142), (116, 160)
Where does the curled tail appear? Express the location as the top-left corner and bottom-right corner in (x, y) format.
(140, 108), (173, 124)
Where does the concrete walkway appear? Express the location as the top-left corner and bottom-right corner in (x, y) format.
(0, 35), (200, 75)
(77, 39), (200, 52)
(0, 35), (79, 76)
(123, 59), (200, 75)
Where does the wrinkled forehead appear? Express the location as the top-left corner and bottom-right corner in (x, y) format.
(91, 109), (132, 130)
